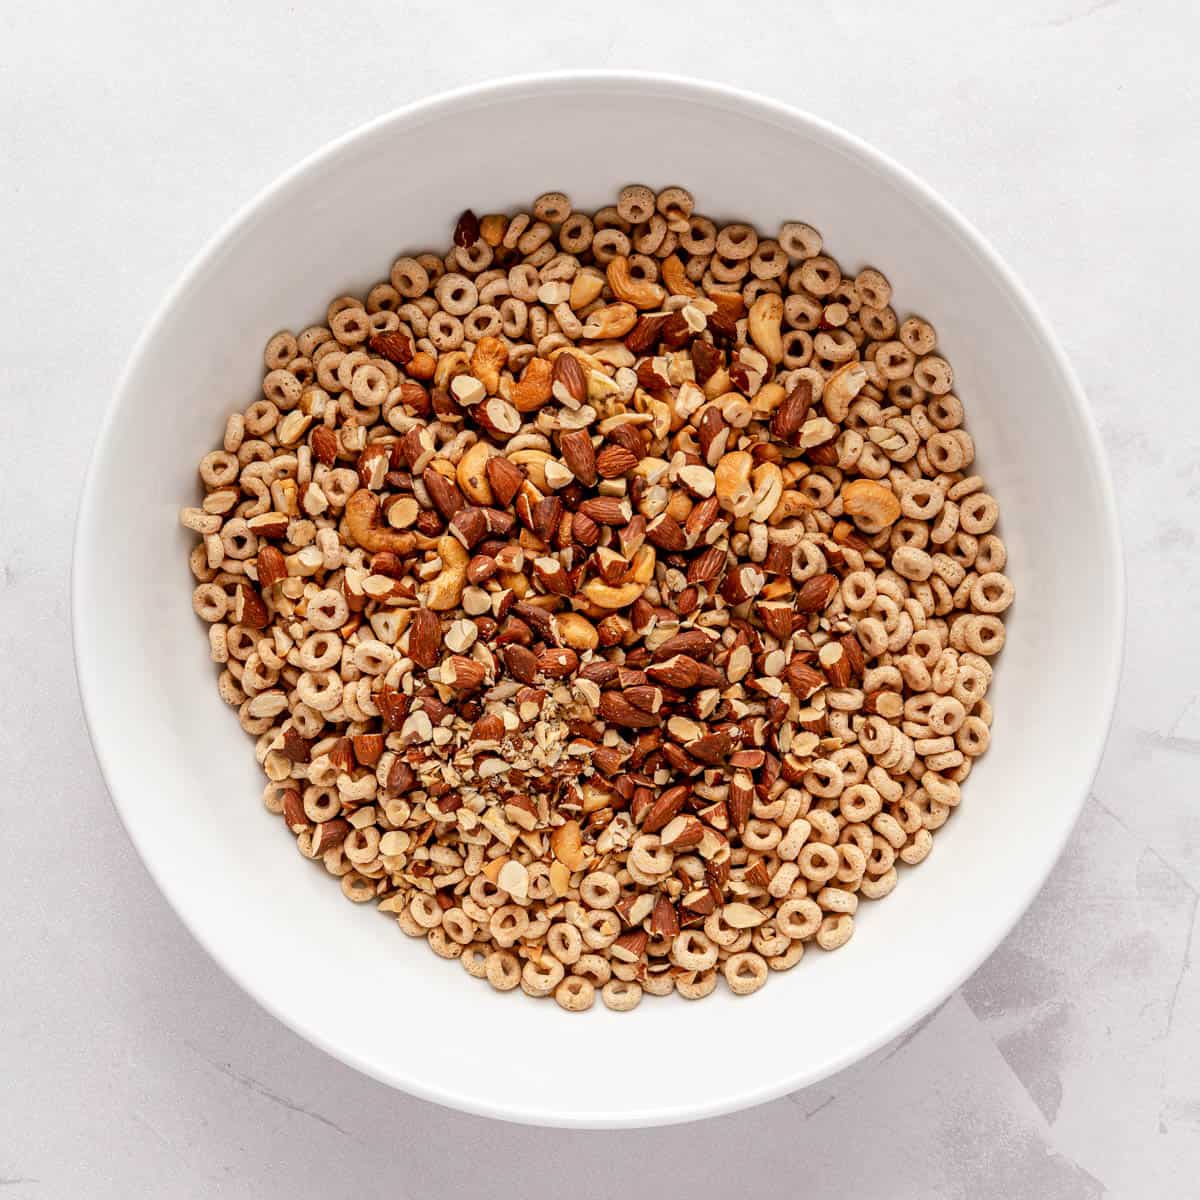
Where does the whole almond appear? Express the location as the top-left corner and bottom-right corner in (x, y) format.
(484, 456), (525, 506)
(423, 467), (465, 519)
(578, 496), (630, 525)
(771, 381), (813, 443)
(559, 429), (597, 486)
(652, 630), (714, 660)
(408, 608), (441, 668)
(595, 444), (640, 479)
(795, 572), (839, 613)
(536, 646), (579, 678)
(502, 644), (538, 684)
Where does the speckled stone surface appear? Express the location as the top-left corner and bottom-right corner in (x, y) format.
(2, 1), (1196, 1195)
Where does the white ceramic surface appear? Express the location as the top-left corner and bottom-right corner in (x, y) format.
(72, 74), (1122, 1128)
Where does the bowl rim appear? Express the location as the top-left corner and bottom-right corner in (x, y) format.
(72, 69), (1126, 1128)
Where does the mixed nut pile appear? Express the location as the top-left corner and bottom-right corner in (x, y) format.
(183, 186), (1013, 1012)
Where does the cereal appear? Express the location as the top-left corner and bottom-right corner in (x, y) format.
(182, 188), (1012, 1010)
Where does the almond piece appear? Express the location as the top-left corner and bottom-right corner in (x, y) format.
(407, 607), (441, 669)
(818, 640), (853, 688)
(352, 734), (384, 766)
(550, 819), (587, 870)
(256, 545), (287, 589)
(235, 583), (269, 630)
(610, 930), (649, 963)
(368, 330), (414, 365)
(599, 691), (659, 729)
(442, 654), (486, 691)
(687, 545), (727, 585)
(642, 785), (689, 833)
(578, 496), (631, 526)
(310, 424), (339, 466)
(770, 381), (813, 443)
(649, 894), (680, 938)
(552, 353), (588, 406)
(660, 814), (704, 850)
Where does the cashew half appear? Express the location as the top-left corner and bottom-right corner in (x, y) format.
(470, 336), (508, 395)
(581, 302), (638, 340)
(554, 611), (599, 651)
(714, 450), (755, 517)
(822, 361), (869, 423)
(456, 440), (493, 505)
(748, 294), (784, 364)
(426, 535), (469, 611)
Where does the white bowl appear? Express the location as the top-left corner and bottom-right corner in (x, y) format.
(73, 73), (1123, 1128)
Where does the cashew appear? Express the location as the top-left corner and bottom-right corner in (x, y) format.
(508, 448), (551, 492)
(768, 489), (812, 525)
(555, 611), (599, 650)
(661, 254), (697, 298)
(344, 489), (417, 556)
(606, 256), (666, 310)
(747, 294), (784, 365)
(750, 462), (784, 523)
(470, 336), (508, 395)
(629, 544), (656, 584)
(583, 579), (644, 609)
(433, 349), (470, 390)
(569, 270), (605, 311)
(842, 478), (902, 532)
(822, 360), (869, 423)
(512, 357), (555, 413)
(426, 536), (469, 611)
(581, 302), (638, 340)
(751, 380), (787, 418)
(456, 440), (493, 505)
(714, 450), (755, 517)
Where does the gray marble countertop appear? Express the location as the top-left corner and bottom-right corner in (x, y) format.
(2, 1), (1195, 1195)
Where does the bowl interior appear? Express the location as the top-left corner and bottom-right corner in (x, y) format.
(74, 75), (1121, 1127)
